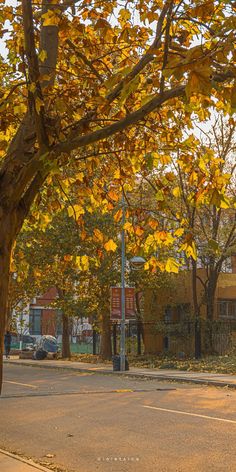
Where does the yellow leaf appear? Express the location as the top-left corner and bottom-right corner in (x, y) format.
(42, 214), (52, 225)
(148, 219), (158, 230)
(181, 241), (197, 260)
(174, 228), (185, 237)
(33, 268), (41, 277)
(186, 64), (211, 99)
(41, 9), (60, 26)
(67, 207), (74, 218)
(119, 8), (131, 22)
(173, 186), (181, 198)
(14, 103), (27, 115)
(123, 221), (133, 232)
(64, 255), (72, 261)
(81, 230), (87, 241)
(135, 226), (144, 237)
(119, 75), (140, 105)
(75, 256), (82, 270)
(165, 258), (179, 274)
(104, 239), (117, 252)
(76, 172), (84, 182)
(114, 209), (122, 222)
(81, 255), (89, 271)
(93, 228), (104, 242)
(28, 82), (36, 93)
(231, 83), (236, 110)
(38, 49), (47, 62)
(114, 169), (121, 179)
(68, 205), (85, 219)
(75, 205), (85, 219)
(107, 189), (119, 202)
(160, 154), (171, 165)
(220, 196), (230, 209)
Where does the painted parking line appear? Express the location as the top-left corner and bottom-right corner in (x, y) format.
(4, 380), (38, 389)
(143, 405), (236, 424)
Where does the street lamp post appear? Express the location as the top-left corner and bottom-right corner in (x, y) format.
(120, 191), (126, 372)
(118, 193), (146, 371)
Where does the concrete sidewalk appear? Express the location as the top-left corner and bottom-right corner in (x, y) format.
(4, 357), (236, 389)
(0, 449), (51, 472)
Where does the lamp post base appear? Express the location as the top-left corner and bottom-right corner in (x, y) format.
(112, 355), (129, 371)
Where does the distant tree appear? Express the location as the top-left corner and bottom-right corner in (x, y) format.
(139, 116), (236, 354)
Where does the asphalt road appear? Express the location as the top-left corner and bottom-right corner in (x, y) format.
(1, 364), (236, 472)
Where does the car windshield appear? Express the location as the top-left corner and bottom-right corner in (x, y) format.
(42, 338), (57, 352)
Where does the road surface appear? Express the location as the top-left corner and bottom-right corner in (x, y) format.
(1, 364), (236, 472)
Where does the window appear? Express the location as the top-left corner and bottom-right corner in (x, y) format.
(164, 306), (172, 322)
(29, 308), (42, 335)
(164, 304), (191, 323)
(217, 300), (236, 320)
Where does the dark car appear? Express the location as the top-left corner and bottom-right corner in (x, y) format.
(11, 334), (36, 350)
(34, 335), (59, 360)
(22, 335), (36, 345)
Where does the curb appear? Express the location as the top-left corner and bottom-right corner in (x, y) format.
(0, 448), (52, 471)
(4, 360), (236, 389)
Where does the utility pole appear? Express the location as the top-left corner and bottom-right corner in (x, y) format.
(120, 191), (126, 371)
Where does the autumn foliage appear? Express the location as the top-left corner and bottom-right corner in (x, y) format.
(0, 0), (235, 391)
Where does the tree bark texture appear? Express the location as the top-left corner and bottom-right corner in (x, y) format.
(100, 310), (112, 360)
(61, 312), (71, 359)
(204, 269), (218, 354)
(0, 212), (20, 393)
(192, 259), (202, 359)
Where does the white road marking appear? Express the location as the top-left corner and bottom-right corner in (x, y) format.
(143, 405), (236, 424)
(4, 380), (38, 389)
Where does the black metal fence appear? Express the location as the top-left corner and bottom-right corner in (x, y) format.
(91, 319), (236, 358)
(67, 319), (236, 358)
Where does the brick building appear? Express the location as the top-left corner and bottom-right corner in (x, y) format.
(17, 287), (92, 342)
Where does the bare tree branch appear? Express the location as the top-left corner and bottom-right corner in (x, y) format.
(54, 85), (186, 154)
(22, 0), (49, 151)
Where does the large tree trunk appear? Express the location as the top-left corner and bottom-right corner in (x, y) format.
(0, 214), (19, 394)
(61, 312), (71, 359)
(56, 287), (71, 359)
(100, 311), (112, 360)
(142, 324), (163, 355)
(0, 1), (59, 394)
(205, 269), (218, 354)
(192, 259), (201, 359)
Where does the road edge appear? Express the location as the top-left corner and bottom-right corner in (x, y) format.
(4, 360), (236, 389)
(0, 448), (53, 471)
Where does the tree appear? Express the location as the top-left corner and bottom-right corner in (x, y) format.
(0, 0), (235, 390)
(14, 205), (122, 359)
(137, 115), (236, 354)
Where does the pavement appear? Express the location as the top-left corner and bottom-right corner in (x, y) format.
(4, 356), (236, 389)
(0, 449), (52, 472)
(1, 364), (236, 472)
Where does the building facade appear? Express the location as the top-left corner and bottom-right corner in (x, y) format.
(17, 287), (92, 343)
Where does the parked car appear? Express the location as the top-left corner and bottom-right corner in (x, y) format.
(34, 335), (59, 360)
(11, 334), (36, 350)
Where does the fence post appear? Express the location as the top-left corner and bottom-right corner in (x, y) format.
(137, 321), (141, 355)
(194, 318), (201, 359)
(92, 329), (97, 355)
(113, 323), (117, 355)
